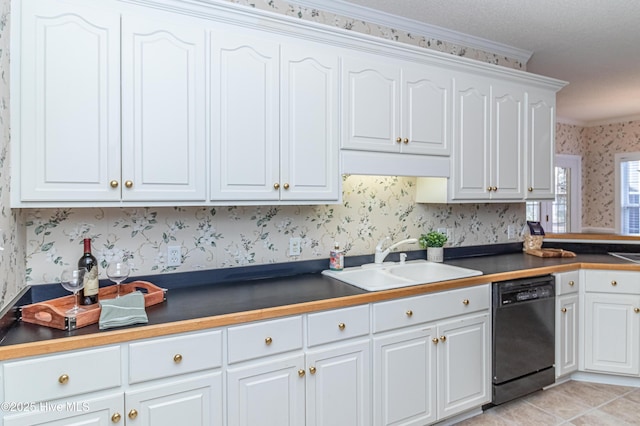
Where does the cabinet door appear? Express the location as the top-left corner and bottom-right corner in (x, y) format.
(227, 354), (305, 426)
(3, 393), (123, 426)
(436, 313), (491, 421)
(400, 64), (451, 156)
(306, 340), (370, 426)
(342, 55), (400, 152)
(121, 12), (206, 201)
(18, 0), (121, 202)
(280, 44), (340, 202)
(584, 293), (640, 375)
(210, 29), (280, 201)
(490, 83), (524, 200)
(556, 294), (579, 378)
(451, 75), (491, 200)
(125, 373), (222, 426)
(373, 327), (437, 426)
(526, 89), (557, 200)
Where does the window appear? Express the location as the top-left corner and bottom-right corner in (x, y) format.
(616, 153), (640, 234)
(526, 154), (581, 233)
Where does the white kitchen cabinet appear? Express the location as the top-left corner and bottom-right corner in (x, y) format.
(372, 285), (491, 425)
(14, 1), (207, 204)
(15, 0), (121, 203)
(525, 89), (557, 200)
(342, 55), (451, 156)
(554, 271), (579, 378)
(583, 270), (640, 376)
(120, 12), (207, 202)
(210, 28), (340, 203)
(451, 76), (524, 201)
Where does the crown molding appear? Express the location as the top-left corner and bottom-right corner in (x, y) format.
(291, 0), (533, 64)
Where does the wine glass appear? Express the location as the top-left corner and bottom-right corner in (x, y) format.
(60, 268), (87, 315)
(106, 261), (130, 298)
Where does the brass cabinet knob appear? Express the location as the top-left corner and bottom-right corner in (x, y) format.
(273, 183), (280, 190)
(439, 336), (447, 342)
(492, 186), (498, 191)
(634, 307), (640, 313)
(110, 180), (119, 188)
(298, 369), (306, 377)
(173, 354), (183, 363)
(487, 187), (493, 191)
(403, 138), (409, 144)
(528, 187), (533, 192)
(432, 337), (439, 344)
(265, 337), (273, 345)
(462, 299), (470, 305)
(396, 137), (402, 143)
(406, 310), (413, 317)
(58, 374), (69, 384)
(309, 366), (317, 374)
(569, 280), (575, 286)
(283, 183), (290, 190)
(338, 322), (346, 330)
(128, 409), (138, 420)
(561, 307), (567, 313)
(111, 412), (122, 423)
(124, 180), (133, 188)
(611, 280), (617, 286)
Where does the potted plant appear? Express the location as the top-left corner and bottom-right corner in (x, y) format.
(419, 231), (448, 262)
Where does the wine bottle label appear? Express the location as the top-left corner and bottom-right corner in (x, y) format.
(84, 267), (99, 296)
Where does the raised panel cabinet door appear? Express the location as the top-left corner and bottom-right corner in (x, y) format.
(342, 55), (400, 152)
(436, 313), (490, 421)
(373, 327), (437, 426)
(584, 293), (640, 375)
(491, 83), (525, 200)
(451, 75), (491, 200)
(526, 89), (556, 200)
(227, 354), (306, 426)
(210, 29), (280, 201)
(556, 294), (579, 378)
(18, 0), (121, 202)
(305, 340), (370, 426)
(280, 44), (340, 202)
(3, 392), (123, 426)
(121, 13), (206, 201)
(124, 373), (222, 426)
(400, 64), (452, 156)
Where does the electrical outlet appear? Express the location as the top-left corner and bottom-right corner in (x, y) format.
(167, 245), (182, 267)
(446, 228), (454, 243)
(437, 228), (447, 235)
(507, 225), (516, 240)
(289, 237), (301, 256)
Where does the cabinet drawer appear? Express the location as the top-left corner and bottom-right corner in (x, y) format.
(129, 330), (222, 384)
(228, 316), (303, 364)
(3, 346), (121, 402)
(307, 304), (370, 347)
(373, 284), (490, 333)
(585, 270), (640, 294)
(555, 271), (579, 295)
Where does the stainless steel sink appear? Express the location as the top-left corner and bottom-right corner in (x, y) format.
(322, 260), (483, 291)
(609, 252), (640, 263)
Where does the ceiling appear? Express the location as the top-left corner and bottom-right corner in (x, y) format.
(303, 0), (640, 126)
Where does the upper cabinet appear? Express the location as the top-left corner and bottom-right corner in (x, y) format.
(11, 0), (565, 207)
(342, 55), (451, 156)
(210, 29), (340, 203)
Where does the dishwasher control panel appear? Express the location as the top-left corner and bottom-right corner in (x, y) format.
(499, 283), (554, 305)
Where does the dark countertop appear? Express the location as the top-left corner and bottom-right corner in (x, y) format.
(1, 250), (637, 359)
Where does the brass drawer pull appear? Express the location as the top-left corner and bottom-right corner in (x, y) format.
(298, 369), (306, 377)
(173, 354), (183, 363)
(432, 338), (439, 345)
(611, 280), (617, 286)
(406, 310), (413, 317)
(111, 412), (122, 423)
(561, 308), (567, 313)
(338, 322), (346, 330)
(462, 299), (470, 305)
(128, 409), (138, 420)
(124, 180), (133, 188)
(568, 280), (575, 286)
(439, 336), (447, 342)
(110, 180), (119, 188)
(309, 366), (317, 374)
(265, 337), (273, 345)
(58, 374), (69, 384)
(634, 308), (640, 314)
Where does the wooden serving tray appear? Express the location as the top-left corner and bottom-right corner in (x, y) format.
(20, 281), (167, 331)
(525, 248), (576, 258)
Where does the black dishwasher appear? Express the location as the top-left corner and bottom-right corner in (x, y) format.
(491, 275), (555, 405)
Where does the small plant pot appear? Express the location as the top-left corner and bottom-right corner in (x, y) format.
(427, 247), (444, 262)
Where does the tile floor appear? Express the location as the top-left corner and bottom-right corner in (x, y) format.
(455, 380), (640, 425)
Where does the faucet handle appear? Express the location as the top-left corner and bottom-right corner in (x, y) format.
(399, 253), (407, 264)
(376, 236), (390, 251)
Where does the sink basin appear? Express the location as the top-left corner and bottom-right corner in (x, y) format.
(609, 252), (640, 263)
(322, 260), (482, 291)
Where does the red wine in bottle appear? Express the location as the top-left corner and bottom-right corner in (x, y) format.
(78, 238), (99, 305)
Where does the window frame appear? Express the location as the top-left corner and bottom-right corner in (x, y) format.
(615, 152), (640, 234)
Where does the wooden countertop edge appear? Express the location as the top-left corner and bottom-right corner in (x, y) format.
(2, 261), (637, 360)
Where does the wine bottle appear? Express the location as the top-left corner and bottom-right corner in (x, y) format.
(78, 238), (99, 305)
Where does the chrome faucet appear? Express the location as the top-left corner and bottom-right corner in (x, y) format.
(374, 237), (418, 264)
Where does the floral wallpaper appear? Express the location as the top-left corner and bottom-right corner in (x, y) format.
(0, 0), (529, 307)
